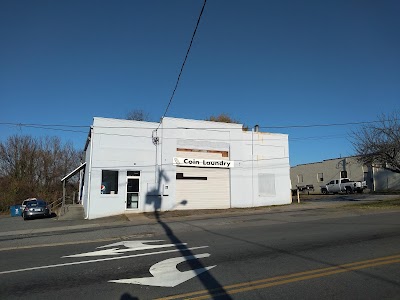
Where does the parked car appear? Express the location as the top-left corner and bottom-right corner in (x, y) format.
(21, 198), (37, 213)
(320, 178), (367, 194)
(22, 199), (51, 220)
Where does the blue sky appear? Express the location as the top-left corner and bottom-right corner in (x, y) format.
(1, 0), (399, 166)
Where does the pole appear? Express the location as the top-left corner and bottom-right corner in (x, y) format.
(297, 188), (300, 203)
(62, 180), (66, 213)
(251, 127), (254, 207)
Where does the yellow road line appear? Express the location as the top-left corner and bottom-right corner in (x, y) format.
(157, 254), (400, 300)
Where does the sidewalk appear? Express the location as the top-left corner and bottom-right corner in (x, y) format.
(1, 194), (398, 238)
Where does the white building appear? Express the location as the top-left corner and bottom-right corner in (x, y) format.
(80, 117), (291, 219)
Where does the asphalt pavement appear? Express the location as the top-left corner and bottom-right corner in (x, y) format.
(1, 193), (399, 300)
(1, 193), (398, 239)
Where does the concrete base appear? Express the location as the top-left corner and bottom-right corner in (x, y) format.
(57, 205), (85, 220)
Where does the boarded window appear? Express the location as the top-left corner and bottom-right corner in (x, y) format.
(259, 174), (276, 196)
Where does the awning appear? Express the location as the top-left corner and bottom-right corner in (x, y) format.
(61, 163), (86, 182)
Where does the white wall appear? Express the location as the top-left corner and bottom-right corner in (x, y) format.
(86, 117), (159, 219)
(160, 117), (235, 210)
(373, 167), (400, 191)
(231, 131), (291, 207)
(82, 136), (92, 216)
(83, 117), (291, 219)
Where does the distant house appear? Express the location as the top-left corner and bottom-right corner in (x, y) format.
(290, 156), (400, 193)
(79, 117), (292, 219)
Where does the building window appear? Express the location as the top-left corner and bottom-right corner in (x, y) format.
(317, 173), (324, 182)
(176, 173), (207, 180)
(127, 171), (140, 177)
(297, 174), (303, 183)
(101, 170), (119, 194)
(259, 173), (276, 196)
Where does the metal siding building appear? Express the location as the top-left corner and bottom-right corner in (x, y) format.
(290, 156), (400, 193)
(81, 117), (291, 219)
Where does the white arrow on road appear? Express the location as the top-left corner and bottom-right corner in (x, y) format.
(109, 253), (216, 287)
(63, 240), (187, 258)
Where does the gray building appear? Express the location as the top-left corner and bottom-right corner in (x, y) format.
(80, 117), (291, 219)
(290, 156), (400, 193)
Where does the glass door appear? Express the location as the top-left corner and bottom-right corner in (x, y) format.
(126, 178), (139, 209)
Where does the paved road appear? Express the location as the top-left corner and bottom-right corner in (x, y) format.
(1, 193), (397, 236)
(0, 197), (399, 299)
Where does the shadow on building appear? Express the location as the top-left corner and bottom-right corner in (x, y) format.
(145, 169), (232, 299)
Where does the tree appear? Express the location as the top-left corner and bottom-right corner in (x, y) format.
(206, 113), (240, 124)
(0, 135), (82, 212)
(352, 112), (400, 173)
(126, 109), (151, 121)
(206, 113), (248, 131)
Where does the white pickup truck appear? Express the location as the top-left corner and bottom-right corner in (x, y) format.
(320, 178), (367, 194)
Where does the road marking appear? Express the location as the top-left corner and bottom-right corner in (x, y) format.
(0, 246), (208, 275)
(63, 240), (187, 257)
(110, 254), (216, 287)
(0, 234), (153, 252)
(157, 253), (400, 300)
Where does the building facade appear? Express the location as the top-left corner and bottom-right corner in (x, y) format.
(81, 117), (291, 219)
(290, 156), (400, 193)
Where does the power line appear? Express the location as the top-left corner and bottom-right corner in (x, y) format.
(0, 123), (88, 134)
(91, 130), (348, 142)
(0, 122), (351, 141)
(0, 118), (392, 131)
(157, 0), (207, 130)
(92, 156), (290, 170)
(0, 122), (88, 128)
(260, 120), (382, 129)
(0, 122), (367, 131)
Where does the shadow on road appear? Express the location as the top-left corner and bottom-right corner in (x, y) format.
(146, 169), (232, 299)
(120, 292), (139, 300)
(178, 218), (400, 290)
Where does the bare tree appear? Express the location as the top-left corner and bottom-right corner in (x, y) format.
(206, 113), (240, 123)
(352, 112), (400, 173)
(0, 135), (82, 212)
(206, 113), (248, 131)
(126, 109), (150, 121)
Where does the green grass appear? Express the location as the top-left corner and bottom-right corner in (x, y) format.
(346, 198), (400, 209)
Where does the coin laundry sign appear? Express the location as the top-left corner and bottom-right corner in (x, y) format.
(173, 157), (234, 168)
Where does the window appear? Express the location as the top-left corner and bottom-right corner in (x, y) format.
(259, 174), (276, 196)
(101, 170), (119, 194)
(127, 171), (140, 177)
(297, 174), (303, 183)
(317, 173), (324, 182)
(176, 173), (207, 180)
(363, 172), (369, 181)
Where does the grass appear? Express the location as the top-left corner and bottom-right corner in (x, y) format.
(346, 198), (400, 209)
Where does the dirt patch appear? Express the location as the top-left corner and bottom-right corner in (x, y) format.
(142, 204), (294, 219)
